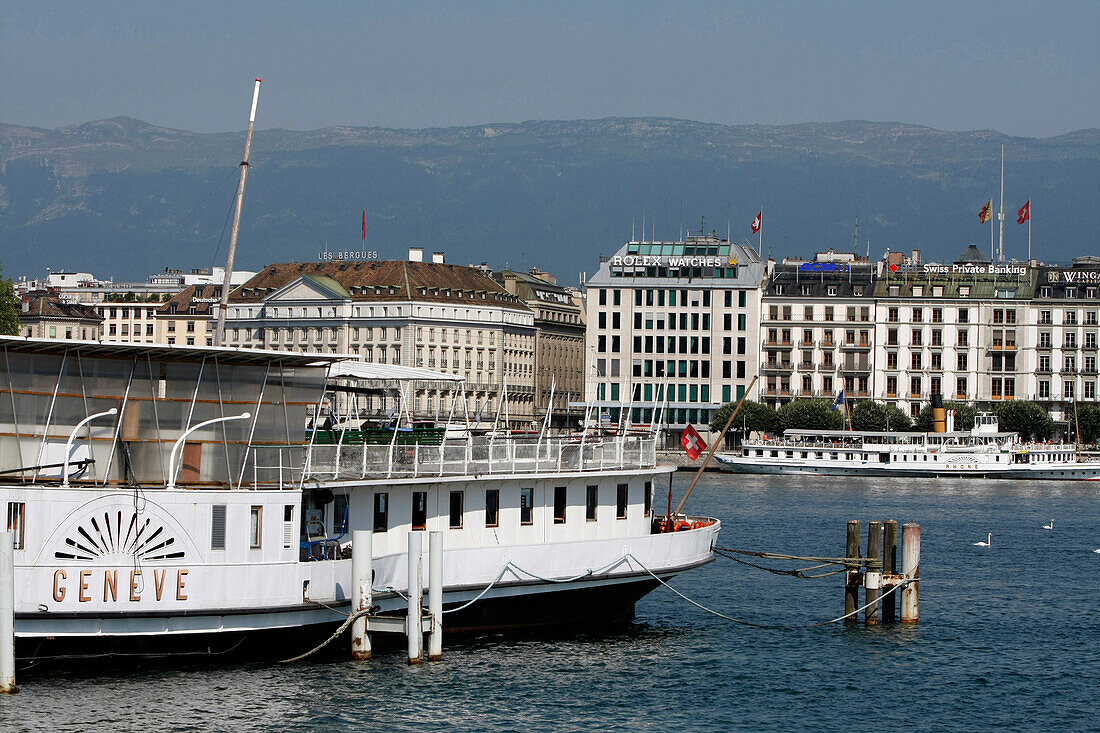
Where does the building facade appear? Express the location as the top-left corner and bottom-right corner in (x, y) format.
(223, 252), (537, 427)
(583, 234), (766, 439)
(495, 268), (586, 429)
(18, 292), (102, 340)
(156, 285), (218, 346)
(760, 252), (878, 407)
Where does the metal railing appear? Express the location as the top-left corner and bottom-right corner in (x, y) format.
(305, 434), (659, 481)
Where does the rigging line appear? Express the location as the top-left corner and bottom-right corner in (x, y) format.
(207, 185), (241, 271)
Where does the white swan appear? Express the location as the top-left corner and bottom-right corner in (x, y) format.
(1043, 519), (1053, 530)
(1093, 549), (1100, 554)
(973, 532), (992, 547)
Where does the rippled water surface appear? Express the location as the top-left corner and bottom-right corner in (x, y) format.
(4, 474), (1099, 732)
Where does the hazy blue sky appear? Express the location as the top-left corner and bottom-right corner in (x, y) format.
(2, 1), (1096, 137)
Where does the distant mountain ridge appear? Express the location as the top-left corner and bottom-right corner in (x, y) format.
(1, 116), (1097, 282)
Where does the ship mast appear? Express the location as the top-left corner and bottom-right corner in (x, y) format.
(214, 78), (261, 346)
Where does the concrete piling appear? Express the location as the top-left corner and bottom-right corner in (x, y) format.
(1, 531), (15, 694)
(428, 531), (443, 662)
(865, 521), (882, 625)
(900, 523), (920, 623)
(351, 530), (373, 660)
(407, 531), (423, 665)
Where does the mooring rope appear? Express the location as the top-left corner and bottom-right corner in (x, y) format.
(279, 608), (371, 664)
(441, 565), (510, 615)
(626, 552), (916, 630)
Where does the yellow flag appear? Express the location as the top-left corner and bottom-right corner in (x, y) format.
(979, 198), (993, 223)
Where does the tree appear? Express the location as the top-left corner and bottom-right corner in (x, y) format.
(710, 399), (780, 435)
(777, 398), (845, 432)
(850, 400), (913, 432)
(0, 261), (19, 336)
(1072, 404), (1100, 445)
(914, 401), (976, 432)
(995, 400), (1054, 441)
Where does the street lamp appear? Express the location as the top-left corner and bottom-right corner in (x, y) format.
(61, 408), (118, 488)
(167, 412), (251, 489)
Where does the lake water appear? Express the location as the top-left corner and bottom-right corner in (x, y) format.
(3, 473), (1099, 732)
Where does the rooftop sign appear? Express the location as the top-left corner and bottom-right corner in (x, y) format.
(922, 264), (1028, 276)
(610, 254), (738, 268)
(1046, 269), (1100, 283)
(798, 262), (851, 272)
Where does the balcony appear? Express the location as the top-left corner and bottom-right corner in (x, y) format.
(799, 339), (817, 348)
(762, 339), (793, 350)
(798, 361), (815, 370)
(840, 362), (871, 373)
(763, 361), (793, 372)
(840, 340), (872, 351)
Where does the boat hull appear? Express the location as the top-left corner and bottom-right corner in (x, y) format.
(713, 454), (1100, 480)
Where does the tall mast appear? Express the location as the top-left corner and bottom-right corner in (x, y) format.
(997, 143), (1005, 264)
(214, 78), (262, 346)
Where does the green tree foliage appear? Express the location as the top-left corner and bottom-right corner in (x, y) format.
(914, 401), (976, 432)
(850, 400), (913, 432)
(0, 261), (19, 336)
(995, 400), (1054, 441)
(777, 398), (845, 432)
(1072, 404), (1100, 445)
(710, 399), (780, 435)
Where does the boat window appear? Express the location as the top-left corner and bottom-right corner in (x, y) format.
(211, 504), (226, 550)
(554, 486), (567, 524)
(373, 493), (388, 533)
(449, 491), (463, 529)
(412, 491), (427, 531)
(616, 483), (628, 519)
(6, 502), (25, 551)
(333, 494), (349, 535)
(586, 485), (598, 521)
(250, 505), (263, 548)
(644, 481), (653, 516)
(485, 489), (499, 527)
(520, 488), (533, 525)
(283, 505), (295, 549)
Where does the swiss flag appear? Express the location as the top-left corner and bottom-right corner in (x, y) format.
(751, 211), (762, 234)
(681, 423), (708, 461)
(1017, 200), (1030, 225)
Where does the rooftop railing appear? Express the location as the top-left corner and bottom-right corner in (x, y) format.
(304, 434), (659, 482)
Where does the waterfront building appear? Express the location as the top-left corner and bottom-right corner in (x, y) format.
(760, 251), (878, 408)
(583, 233), (766, 441)
(871, 246), (1037, 418)
(95, 298), (165, 344)
(223, 250), (537, 426)
(495, 268), (586, 429)
(15, 266), (255, 304)
(1031, 256), (1100, 431)
(17, 292), (102, 340)
(155, 285), (218, 346)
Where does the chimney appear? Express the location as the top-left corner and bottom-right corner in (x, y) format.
(408, 248), (424, 263)
(911, 249), (920, 265)
(432, 251), (445, 264)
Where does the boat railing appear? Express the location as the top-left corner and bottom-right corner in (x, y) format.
(304, 434), (659, 481)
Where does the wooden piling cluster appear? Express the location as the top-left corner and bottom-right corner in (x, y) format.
(843, 520), (920, 625)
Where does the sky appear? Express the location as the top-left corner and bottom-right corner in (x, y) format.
(2, 0), (1097, 138)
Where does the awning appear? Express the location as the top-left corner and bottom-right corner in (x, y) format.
(327, 360), (466, 383)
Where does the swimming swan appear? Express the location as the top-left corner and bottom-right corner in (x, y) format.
(1043, 519), (1053, 530)
(973, 533), (992, 547)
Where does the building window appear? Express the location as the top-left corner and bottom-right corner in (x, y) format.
(644, 481), (652, 516)
(449, 491), (463, 529)
(211, 505), (226, 550)
(554, 486), (567, 524)
(586, 485), (598, 521)
(485, 489), (499, 527)
(249, 506), (263, 549)
(6, 502), (25, 550)
(334, 494), (349, 534)
(520, 488), (533, 525)
(616, 483), (628, 519)
(373, 493), (389, 532)
(412, 491), (427, 531)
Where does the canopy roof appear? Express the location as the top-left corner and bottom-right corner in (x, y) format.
(0, 335), (339, 367)
(327, 360), (466, 383)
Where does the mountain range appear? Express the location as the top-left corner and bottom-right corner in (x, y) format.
(1, 116), (1098, 284)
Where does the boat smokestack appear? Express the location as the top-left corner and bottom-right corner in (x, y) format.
(931, 393), (946, 433)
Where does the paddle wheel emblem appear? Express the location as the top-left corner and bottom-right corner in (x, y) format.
(53, 510), (185, 562)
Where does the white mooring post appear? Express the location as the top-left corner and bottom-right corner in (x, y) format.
(1, 531), (15, 694)
(351, 530), (373, 660)
(428, 530), (443, 662)
(407, 531), (424, 665)
(900, 522), (921, 623)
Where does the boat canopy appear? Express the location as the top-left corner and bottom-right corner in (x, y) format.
(782, 428), (1016, 440)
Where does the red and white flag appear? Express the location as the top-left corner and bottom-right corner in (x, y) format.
(681, 423), (708, 461)
(362, 209), (367, 240)
(1017, 200), (1030, 225)
(751, 211), (762, 234)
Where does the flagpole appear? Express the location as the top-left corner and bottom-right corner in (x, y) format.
(758, 204), (763, 253)
(1028, 200), (1032, 261)
(998, 143), (1005, 263)
(990, 202), (995, 262)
